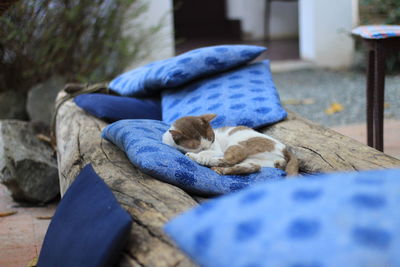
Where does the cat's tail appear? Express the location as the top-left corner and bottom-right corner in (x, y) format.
(283, 148), (299, 176)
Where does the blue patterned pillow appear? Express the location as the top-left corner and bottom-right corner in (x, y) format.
(162, 60), (287, 128)
(101, 119), (285, 196)
(74, 93), (161, 122)
(165, 169), (400, 267)
(109, 45), (266, 97)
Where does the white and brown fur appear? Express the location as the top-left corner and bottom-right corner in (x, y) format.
(162, 114), (299, 176)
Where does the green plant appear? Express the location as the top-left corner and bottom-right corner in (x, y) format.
(360, 0), (400, 24)
(0, 0), (161, 92)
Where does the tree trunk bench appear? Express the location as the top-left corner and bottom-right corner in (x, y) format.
(55, 93), (400, 267)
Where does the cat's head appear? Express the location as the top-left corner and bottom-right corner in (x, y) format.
(163, 114), (217, 153)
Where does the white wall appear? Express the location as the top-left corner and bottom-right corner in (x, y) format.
(125, 0), (175, 69)
(227, 0), (358, 68)
(299, 0), (358, 68)
(123, 0), (358, 69)
(226, 0), (265, 40)
(226, 0), (299, 40)
(269, 1), (299, 39)
(299, 0), (316, 60)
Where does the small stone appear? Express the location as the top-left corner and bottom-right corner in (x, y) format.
(27, 76), (66, 124)
(0, 120), (59, 203)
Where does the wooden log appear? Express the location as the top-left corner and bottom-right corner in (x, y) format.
(55, 93), (400, 266)
(261, 111), (400, 173)
(55, 95), (197, 267)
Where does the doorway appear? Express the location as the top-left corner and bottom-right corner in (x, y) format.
(173, 0), (299, 61)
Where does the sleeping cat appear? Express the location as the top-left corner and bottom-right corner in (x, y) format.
(162, 114), (299, 176)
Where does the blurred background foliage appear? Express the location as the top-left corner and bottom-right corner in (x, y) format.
(360, 0), (400, 24)
(359, 0), (400, 73)
(0, 0), (160, 92)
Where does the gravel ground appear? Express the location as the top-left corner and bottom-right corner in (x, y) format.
(272, 68), (400, 127)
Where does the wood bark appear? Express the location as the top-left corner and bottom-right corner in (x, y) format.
(55, 95), (197, 267)
(55, 94), (400, 266)
(261, 111), (400, 173)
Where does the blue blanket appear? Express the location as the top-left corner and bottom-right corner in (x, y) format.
(101, 119), (286, 196)
(89, 45), (290, 196)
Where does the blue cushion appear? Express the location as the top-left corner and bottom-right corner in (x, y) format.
(165, 169), (400, 267)
(101, 119), (286, 196)
(74, 93), (161, 122)
(38, 164), (132, 267)
(109, 45), (266, 97)
(162, 60), (287, 128)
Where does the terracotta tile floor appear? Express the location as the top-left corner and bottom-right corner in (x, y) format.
(0, 185), (57, 267)
(0, 120), (398, 266)
(332, 120), (400, 160)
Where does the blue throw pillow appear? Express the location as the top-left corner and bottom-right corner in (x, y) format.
(109, 45), (266, 97)
(38, 164), (132, 267)
(165, 169), (400, 267)
(162, 60), (287, 128)
(74, 93), (161, 122)
(101, 119), (285, 196)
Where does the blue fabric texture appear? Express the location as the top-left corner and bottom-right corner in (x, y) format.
(109, 45), (266, 97)
(74, 93), (161, 122)
(38, 164), (132, 267)
(162, 60), (287, 128)
(101, 119), (286, 196)
(165, 168), (400, 267)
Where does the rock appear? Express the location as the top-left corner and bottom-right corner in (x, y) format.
(0, 120), (59, 203)
(0, 90), (28, 120)
(27, 76), (66, 124)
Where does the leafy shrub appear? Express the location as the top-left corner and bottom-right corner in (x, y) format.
(0, 0), (161, 92)
(360, 0), (400, 24)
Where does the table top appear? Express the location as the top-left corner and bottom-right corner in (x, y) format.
(352, 25), (400, 39)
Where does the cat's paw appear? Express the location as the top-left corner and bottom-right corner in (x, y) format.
(211, 167), (225, 175)
(217, 159), (233, 167)
(185, 152), (197, 160)
(274, 158), (286, 169)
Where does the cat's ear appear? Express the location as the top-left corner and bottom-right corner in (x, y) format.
(169, 130), (185, 141)
(200, 114), (217, 123)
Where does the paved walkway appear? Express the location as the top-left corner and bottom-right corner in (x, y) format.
(274, 68), (400, 127)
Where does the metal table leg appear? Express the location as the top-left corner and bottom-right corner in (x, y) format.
(355, 32), (400, 152)
(366, 49), (375, 148)
(373, 41), (386, 152)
